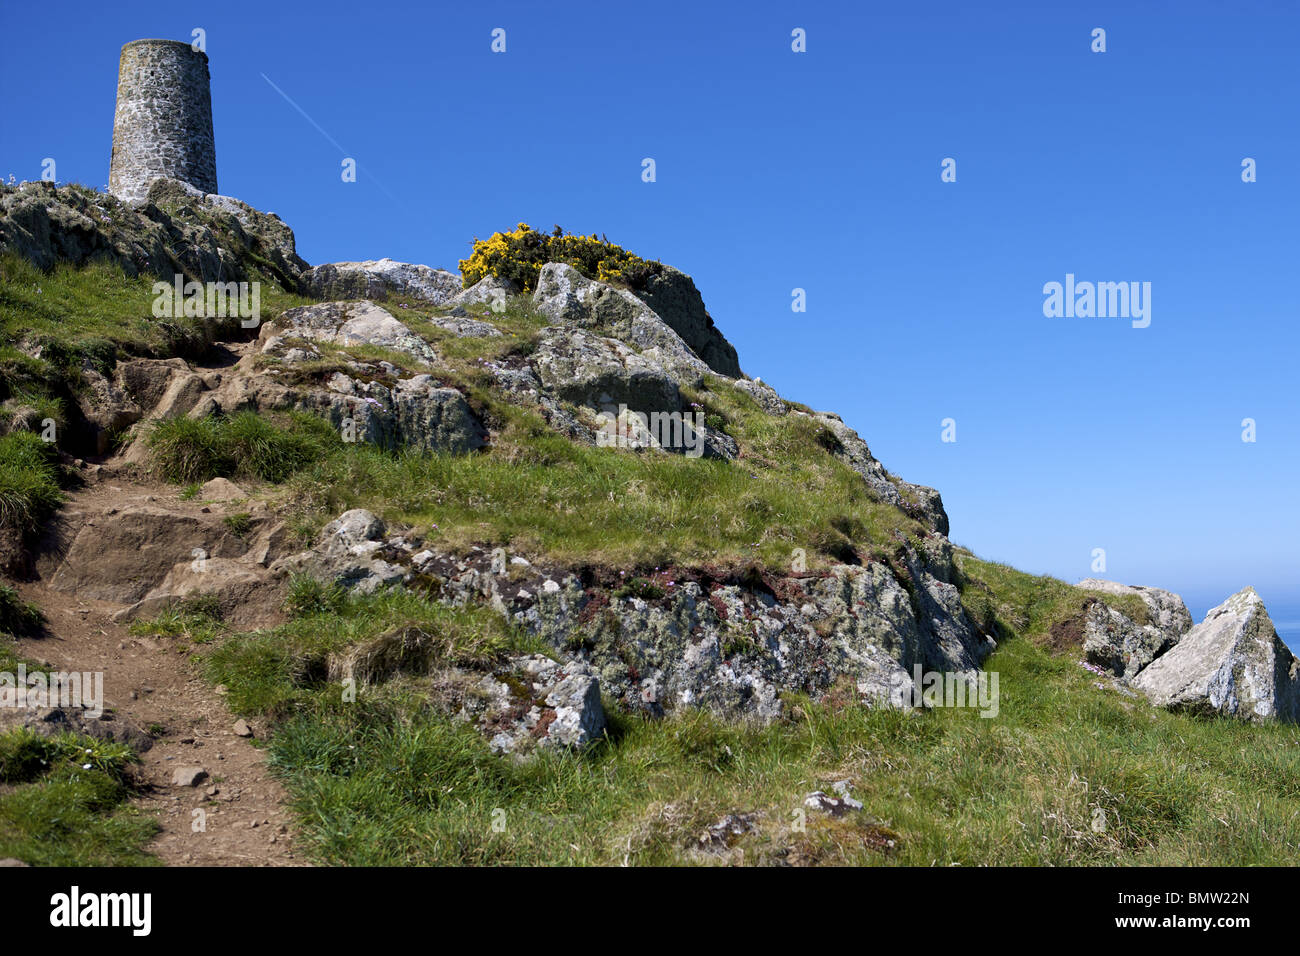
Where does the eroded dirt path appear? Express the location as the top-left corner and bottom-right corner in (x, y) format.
(14, 473), (304, 866)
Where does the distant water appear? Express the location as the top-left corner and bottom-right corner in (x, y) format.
(1273, 613), (1300, 655)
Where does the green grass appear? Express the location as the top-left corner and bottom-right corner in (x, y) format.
(0, 583), (43, 637)
(0, 728), (157, 866)
(147, 410), (339, 485)
(198, 578), (1300, 866)
(0, 431), (64, 534)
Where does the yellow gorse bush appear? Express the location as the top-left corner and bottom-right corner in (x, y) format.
(458, 223), (664, 292)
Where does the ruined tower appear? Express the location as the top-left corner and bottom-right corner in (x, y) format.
(109, 39), (217, 203)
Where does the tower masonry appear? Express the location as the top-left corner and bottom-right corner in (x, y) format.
(109, 39), (217, 203)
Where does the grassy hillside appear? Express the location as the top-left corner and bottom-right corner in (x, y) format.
(5, 240), (1298, 867)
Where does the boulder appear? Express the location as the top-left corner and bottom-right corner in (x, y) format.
(732, 377), (786, 416)
(1077, 579), (1194, 637)
(272, 509), (410, 595)
(1079, 600), (1179, 679)
(470, 654), (606, 755)
(531, 327), (682, 413)
(448, 275), (518, 312)
(45, 504), (277, 604)
(1132, 587), (1300, 722)
(532, 263), (711, 385)
(263, 300), (438, 364)
(302, 258), (461, 304)
(115, 556), (281, 629)
(628, 263), (742, 377)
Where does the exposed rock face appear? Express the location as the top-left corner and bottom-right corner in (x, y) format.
(303, 259), (461, 304)
(398, 540), (990, 720)
(532, 327), (682, 413)
(1072, 580), (1193, 679)
(266, 300), (439, 363)
(533, 263), (712, 385)
(1077, 579), (1194, 636)
(1133, 587), (1300, 722)
(44, 503), (283, 605)
(731, 378), (787, 416)
(272, 509), (410, 596)
(449, 275), (518, 310)
(470, 655), (606, 755)
(1080, 601), (1178, 679)
(0, 178), (308, 290)
(326, 629), (606, 757)
(629, 264), (743, 378)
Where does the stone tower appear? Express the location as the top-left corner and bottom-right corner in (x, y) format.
(109, 39), (217, 203)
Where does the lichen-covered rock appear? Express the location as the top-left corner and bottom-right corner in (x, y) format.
(628, 263), (742, 377)
(0, 179), (310, 288)
(532, 263), (711, 385)
(272, 509), (410, 595)
(1080, 601), (1178, 679)
(410, 544), (988, 721)
(303, 258), (461, 304)
(1072, 579), (1193, 679)
(265, 300), (438, 363)
(449, 274), (519, 311)
(468, 654), (606, 755)
(1132, 587), (1300, 722)
(732, 378), (786, 416)
(1077, 579), (1194, 638)
(531, 327), (682, 413)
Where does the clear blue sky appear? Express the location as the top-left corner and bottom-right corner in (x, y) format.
(2, 0), (1297, 627)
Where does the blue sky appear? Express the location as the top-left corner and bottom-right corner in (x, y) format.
(2, 0), (1297, 627)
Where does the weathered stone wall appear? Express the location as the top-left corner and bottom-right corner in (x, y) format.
(109, 39), (217, 204)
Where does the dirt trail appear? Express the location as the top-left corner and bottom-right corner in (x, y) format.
(13, 472), (304, 866)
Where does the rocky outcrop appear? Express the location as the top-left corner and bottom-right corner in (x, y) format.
(533, 263), (712, 385)
(0, 179), (308, 291)
(449, 275), (519, 310)
(629, 264), (742, 377)
(325, 627), (605, 757)
(469, 655), (606, 755)
(1073, 580), (1193, 679)
(1077, 579), (1194, 637)
(263, 300), (439, 363)
(1132, 587), (1299, 722)
(272, 509), (410, 596)
(303, 259), (461, 304)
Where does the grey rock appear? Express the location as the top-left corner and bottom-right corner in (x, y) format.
(1133, 587), (1299, 722)
(532, 263), (711, 385)
(1077, 579), (1194, 637)
(629, 263), (742, 377)
(468, 654), (606, 756)
(273, 509), (409, 595)
(267, 300), (438, 363)
(731, 377), (787, 416)
(448, 274), (519, 312)
(303, 258), (461, 304)
(172, 766), (209, 787)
